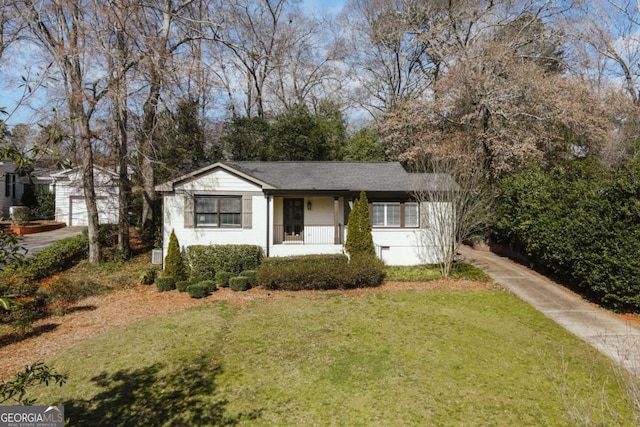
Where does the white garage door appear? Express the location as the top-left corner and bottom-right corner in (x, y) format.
(69, 197), (116, 226)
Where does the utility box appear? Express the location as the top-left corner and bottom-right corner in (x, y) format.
(151, 248), (163, 265)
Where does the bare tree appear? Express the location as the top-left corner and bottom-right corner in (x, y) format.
(129, 0), (202, 238)
(209, 0), (301, 118)
(379, 2), (609, 176)
(567, 0), (640, 165)
(20, 0), (111, 264)
(340, 0), (440, 118)
(412, 156), (495, 278)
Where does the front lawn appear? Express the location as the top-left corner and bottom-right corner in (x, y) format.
(32, 288), (636, 426)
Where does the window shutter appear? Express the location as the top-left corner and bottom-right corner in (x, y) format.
(242, 195), (252, 229)
(184, 193), (195, 228)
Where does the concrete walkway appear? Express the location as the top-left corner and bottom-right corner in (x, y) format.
(459, 245), (640, 376)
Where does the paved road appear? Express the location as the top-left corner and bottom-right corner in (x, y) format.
(19, 226), (86, 258)
(459, 245), (640, 376)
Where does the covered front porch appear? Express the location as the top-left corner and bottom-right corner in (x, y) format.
(268, 194), (347, 257)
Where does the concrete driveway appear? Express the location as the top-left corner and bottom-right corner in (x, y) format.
(19, 226), (86, 258)
(459, 245), (640, 376)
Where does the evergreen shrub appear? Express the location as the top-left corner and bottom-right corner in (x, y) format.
(186, 245), (263, 281)
(197, 280), (218, 293)
(493, 159), (640, 311)
(3, 234), (88, 281)
(163, 230), (187, 281)
(176, 280), (192, 293)
(258, 254), (385, 291)
(345, 191), (375, 258)
(229, 276), (251, 292)
(239, 270), (258, 287)
(187, 283), (209, 299)
(215, 271), (232, 287)
(155, 277), (176, 292)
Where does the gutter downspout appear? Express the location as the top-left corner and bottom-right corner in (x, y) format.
(265, 194), (270, 257)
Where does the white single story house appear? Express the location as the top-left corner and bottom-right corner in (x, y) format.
(52, 167), (119, 226)
(156, 161), (457, 266)
(0, 161), (25, 219)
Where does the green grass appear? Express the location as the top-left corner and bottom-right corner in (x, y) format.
(31, 289), (637, 426)
(384, 262), (491, 282)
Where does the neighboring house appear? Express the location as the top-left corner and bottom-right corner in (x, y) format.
(0, 161), (25, 219)
(52, 167), (119, 226)
(156, 161), (457, 266)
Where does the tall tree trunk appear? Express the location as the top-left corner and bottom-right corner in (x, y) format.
(114, 24), (131, 258)
(141, 71), (161, 239)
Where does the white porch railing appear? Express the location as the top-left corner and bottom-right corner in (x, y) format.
(273, 224), (344, 245)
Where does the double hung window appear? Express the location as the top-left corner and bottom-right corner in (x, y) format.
(371, 202), (419, 228)
(195, 196), (241, 227)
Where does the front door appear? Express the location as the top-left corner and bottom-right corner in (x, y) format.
(283, 198), (304, 242)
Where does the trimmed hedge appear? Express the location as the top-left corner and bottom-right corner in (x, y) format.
(239, 270), (258, 287)
(3, 233), (88, 281)
(215, 271), (232, 287)
(176, 280), (192, 293)
(155, 277), (176, 292)
(197, 280), (218, 293)
(493, 159), (640, 311)
(229, 276), (251, 292)
(187, 283), (210, 299)
(257, 254), (384, 291)
(186, 245), (264, 282)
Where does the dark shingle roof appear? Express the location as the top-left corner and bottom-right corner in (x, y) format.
(156, 161), (457, 193)
(225, 161), (416, 192)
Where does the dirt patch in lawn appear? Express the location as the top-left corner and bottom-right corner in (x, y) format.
(0, 279), (491, 381)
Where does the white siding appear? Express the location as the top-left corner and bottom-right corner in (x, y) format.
(162, 169), (268, 257)
(0, 162), (25, 219)
(54, 168), (119, 226)
(177, 169), (260, 192)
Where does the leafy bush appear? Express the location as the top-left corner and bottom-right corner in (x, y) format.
(3, 234), (88, 281)
(30, 188), (55, 220)
(258, 254), (384, 291)
(347, 255), (385, 288)
(186, 245), (264, 282)
(215, 271), (232, 287)
(229, 276), (251, 292)
(4, 302), (38, 335)
(10, 206), (30, 226)
(37, 275), (106, 316)
(155, 277), (176, 292)
(0, 362), (67, 405)
(239, 270), (258, 287)
(98, 224), (119, 247)
(141, 267), (159, 286)
(163, 230), (187, 281)
(187, 283), (210, 299)
(176, 280), (192, 293)
(493, 159), (640, 311)
(197, 280), (218, 293)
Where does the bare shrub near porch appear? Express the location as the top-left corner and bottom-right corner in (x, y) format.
(412, 157), (495, 278)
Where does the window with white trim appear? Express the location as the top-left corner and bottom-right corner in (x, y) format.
(372, 202), (419, 228)
(195, 196), (241, 227)
(404, 202), (419, 227)
(372, 202), (400, 227)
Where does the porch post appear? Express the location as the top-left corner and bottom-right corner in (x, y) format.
(334, 196), (340, 244)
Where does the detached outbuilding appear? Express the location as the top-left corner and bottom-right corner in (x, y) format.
(52, 167), (119, 226)
(156, 161), (457, 266)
